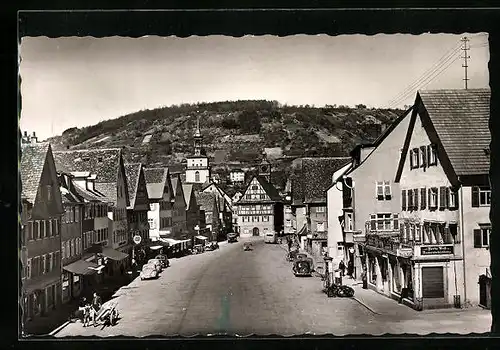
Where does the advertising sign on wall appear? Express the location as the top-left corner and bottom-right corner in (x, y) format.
(420, 245), (454, 255)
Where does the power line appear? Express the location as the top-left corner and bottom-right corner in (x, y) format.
(385, 41), (462, 107)
(387, 48), (462, 109)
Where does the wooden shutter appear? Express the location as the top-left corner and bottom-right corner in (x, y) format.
(421, 188), (427, 209)
(414, 148), (420, 168)
(439, 187), (446, 210)
(420, 146), (427, 167)
(426, 145), (432, 165)
(408, 190), (413, 210)
(474, 229), (482, 247)
(422, 267), (444, 298)
(393, 214), (399, 230)
(445, 187), (450, 209)
(402, 190), (407, 210)
(413, 189), (419, 210)
(370, 214), (376, 231)
(471, 186), (480, 207)
(409, 150), (414, 169)
(428, 188), (432, 208)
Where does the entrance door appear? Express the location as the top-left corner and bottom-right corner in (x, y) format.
(252, 227), (260, 236)
(422, 266), (444, 298)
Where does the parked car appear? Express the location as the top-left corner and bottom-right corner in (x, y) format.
(243, 242), (253, 251)
(227, 233), (238, 243)
(295, 253), (308, 260)
(154, 254), (170, 268)
(140, 265), (159, 280)
(205, 241), (219, 251)
(264, 231), (277, 244)
(147, 259), (163, 273)
(292, 257), (314, 277)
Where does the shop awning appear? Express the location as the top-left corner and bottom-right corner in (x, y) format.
(149, 245), (164, 250)
(195, 235), (208, 240)
(63, 260), (98, 276)
(101, 248), (129, 261)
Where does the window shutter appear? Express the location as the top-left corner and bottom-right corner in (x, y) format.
(402, 190), (407, 211)
(393, 214), (399, 230)
(409, 150), (414, 169)
(445, 187), (450, 209)
(439, 187), (446, 209)
(413, 189), (419, 210)
(427, 145), (431, 165)
(420, 146), (427, 167)
(421, 188), (427, 209)
(370, 214), (376, 230)
(428, 188), (432, 208)
(471, 186), (479, 207)
(444, 227), (451, 244)
(473, 229), (482, 247)
(414, 149), (420, 168)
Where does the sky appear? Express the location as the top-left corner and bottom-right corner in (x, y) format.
(19, 33), (490, 141)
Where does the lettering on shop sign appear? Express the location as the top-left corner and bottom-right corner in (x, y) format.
(420, 245), (454, 255)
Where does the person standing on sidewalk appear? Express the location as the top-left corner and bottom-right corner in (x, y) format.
(347, 259), (354, 278)
(91, 292), (102, 327)
(339, 260), (346, 277)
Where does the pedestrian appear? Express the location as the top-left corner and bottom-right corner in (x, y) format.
(92, 292), (102, 327)
(78, 297), (87, 323)
(339, 260), (346, 277)
(287, 236), (292, 252)
(347, 259), (354, 278)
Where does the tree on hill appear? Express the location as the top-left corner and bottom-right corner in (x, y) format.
(238, 110), (262, 134)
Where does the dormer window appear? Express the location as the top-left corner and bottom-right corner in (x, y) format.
(97, 157), (103, 162)
(409, 148), (420, 169)
(82, 157), (90, 162)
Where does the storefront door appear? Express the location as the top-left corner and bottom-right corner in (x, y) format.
(422, 266), (444, 298)
(252, 227), (260, 236)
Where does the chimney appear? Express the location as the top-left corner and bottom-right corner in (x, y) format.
(30, 132), (38, 144)
(24, 131), (27, 137)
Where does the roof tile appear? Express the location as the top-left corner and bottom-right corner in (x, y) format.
(21, 142), (50, 203)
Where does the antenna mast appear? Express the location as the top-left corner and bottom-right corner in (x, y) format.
(461, 36), (470, 89)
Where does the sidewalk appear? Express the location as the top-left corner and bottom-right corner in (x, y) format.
(23, 275), (132, 337)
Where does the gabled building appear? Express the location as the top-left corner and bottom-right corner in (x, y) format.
(21, 141), (64, 324)
(288, 157), (351, 260)
(124, 163), (150, 256)
(182, 183), (201, 243)
(144, 168), (174, 240)
(170, 173), (188, 239)
(230, 169), (245, 184)
(235, 161), (283, 238)
(53, 148), (131, 274)
(185, 116), (211, 184)
(326, 161), (353, 266)
(57, 173), (84, 304)
(338, 107), (414, 281)
(387, 88), (491, 310)
(201, 182), (233, 237)
(196, 192), (220, 241)
(231, 191), (243, 234)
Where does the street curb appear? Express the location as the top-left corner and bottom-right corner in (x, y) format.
(49, 320), (70, 336)
(352, 297), (380, 315)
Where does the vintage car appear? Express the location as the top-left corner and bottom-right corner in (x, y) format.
(140, 265), (159, 280)
(147, 259), (163, 273)
(154, 254), (170, 268)
(292, 257), (314, 277)
(295, 253), (308, 260)
(227, 233), (238, 243)
(205, 241), (219, 251)
(243, 242), (253, 251)
(264, 232), (277, 244)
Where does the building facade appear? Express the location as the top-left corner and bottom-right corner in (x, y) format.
(230, 169), (245, 183)
(144, 168), (174, 240)
(170, 174), (188, 239)
(182, 184), (201, 244)
(21, 141), (64, 324)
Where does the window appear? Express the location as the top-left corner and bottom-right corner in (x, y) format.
(195, 171), (200, 182)
(479, 187), (491, 206)
(428, 188), (438, 209)
(407, 189), (414, 210)
(474, 226), (491, 248)
(263, 216), (269, 222)
(449, 188), (457, 209)
(376, 213), (392, 231)
(316, 206), (326, 213)
(40, 220), (46, 238)
(47, 220), (52, 237)
(410, 148), (419, 169)
(317, 222), (325, 232)
(421, 188), (428, 209)
(33, 221), (39, 240)
(376, 181), (392, 200)
(47, 185), (52, 202)
(428, 144), (438, 166)
(42, 255), (47, 274)
(401, 189), (407, 211)
(27, 222), (33, 241)
(48, 252), (53, 272)
(439, 187), (448, 210)
(449, 224), (460, 243)
(415, 224), (421, 242)
(251, 185), (258, 190)
(346, 212), (353, 231)
(412, 189), (419, 210)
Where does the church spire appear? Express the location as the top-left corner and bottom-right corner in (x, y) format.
(194, 115), (201, 138)
(193, 115), (202, 156)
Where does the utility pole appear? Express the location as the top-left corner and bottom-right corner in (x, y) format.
(461, 36), (470, 89)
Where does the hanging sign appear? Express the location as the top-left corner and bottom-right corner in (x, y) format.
(133, 235), (142, 245)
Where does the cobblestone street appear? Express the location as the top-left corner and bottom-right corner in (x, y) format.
(54, 237), (491, 337)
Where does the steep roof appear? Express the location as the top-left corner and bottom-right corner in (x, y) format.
(124, 163), (142, 209)
(170, 176), (179, 194)
(73, 182), (110, 202)
(53, 148), (122, 183)
(21, 142), (50, 203)
(196, 192), (217, 212)
(182, 184), (194, 209)
(418, 88), (490, 176)
(254, 175), (282, 202)
(290, 157), (351, 205)
(144, 167), (168, 200)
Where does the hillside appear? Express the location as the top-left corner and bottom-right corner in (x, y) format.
(47, 100), (403, 175)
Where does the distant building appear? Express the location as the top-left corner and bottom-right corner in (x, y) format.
(182, 183), (201, 244)
(282, 179), (294, 235)
(235, 161), (283, 238)
(230, 169), (245, 183)
(21, 141), (64, 324)
(144, 168), (173, 240)
(196, 192), (221, 241)
(170, 173), (188, 239)
(185, 116), (211, 184)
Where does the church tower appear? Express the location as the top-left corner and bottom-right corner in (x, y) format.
(258, 150), (272, 182)
(185, 116), (211, 184)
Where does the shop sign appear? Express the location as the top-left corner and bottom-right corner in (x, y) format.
(397, 248), (413, 258)
(420, 245), (454, 256)
(62, 280), (69, 288)
(133, 235), (142, 245)
(73, 275), (80, 283)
